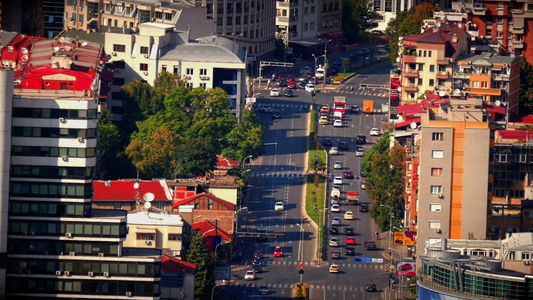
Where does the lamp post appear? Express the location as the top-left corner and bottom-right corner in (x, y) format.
(232, 33), (244, 53)
(295, 219), (310, 262)
(211, 285), (220, 300)
(242, 155), (253, 171)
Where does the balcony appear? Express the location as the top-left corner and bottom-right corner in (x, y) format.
(403, 83), (418, 92)
(403, 68), (418, 77)
(277, 16), (289, 23)
(470, 88), (501, 96)
(511, 40), (524, 49)
(437, 59), (449, 65)
(453, 72), (471, 79)
(472, 3), (487, 15)
(436, 71), (449, 79)
(403, 55), (417, 63)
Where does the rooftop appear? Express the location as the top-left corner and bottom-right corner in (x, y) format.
(160, 35), (246, 65)
(127, 211), (184, 226)
(93, 180), (173, 201)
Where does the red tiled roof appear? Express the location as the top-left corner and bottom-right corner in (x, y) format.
(395, 117), (421, 129)
(510, 115), (533, 124)
(498, 130), (533, 140)
(484, 104), (506, 119)
(216, 155), (239, 168)
(397, 99), (450, 118)
(193, 220), (234, 242)
(173, 192), (236, 210)
(161, 255), (196, 274)
(93, 180), (172, 201)
(403, 23), (465, 58)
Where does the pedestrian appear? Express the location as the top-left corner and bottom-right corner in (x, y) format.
(267, 79), (270, 87)
(350, 85), (354, 93)
(375, 231), (379, 239)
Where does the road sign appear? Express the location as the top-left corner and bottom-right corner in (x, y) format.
(353, 257), (373, 263)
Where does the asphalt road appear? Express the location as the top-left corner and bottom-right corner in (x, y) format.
(218, 61), (396, 300)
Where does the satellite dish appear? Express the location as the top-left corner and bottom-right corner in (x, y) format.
(439, 91), (445, 97)
(133, 182), (139, 189)
(410, 122), (418, 129)
(144, 202), (152, 210)
(59, 37), (65, 43)
(495, 100), (501, 107)
(397, 87), (401, 92)
(143, 192), (155, 202)
(81, 41), (88, 47)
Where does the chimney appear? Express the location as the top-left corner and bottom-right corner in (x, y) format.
(187, 25), (191, 43)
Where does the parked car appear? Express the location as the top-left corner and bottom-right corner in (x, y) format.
(245, 270), (256, 280)
(274, 201), (284, 211)
(322, 137), (333, 146)
(344, 170), (354, 179)
(360, 203), (369, 212)
(344, 211), (354, 220)
(271, 110), (282, 119)
(344, 227), (354, 235)
(364, 241), (377, 250)
(346, 237), (356, 245)
(331, 217), (341, 226)
(273, 246), (283, 257)
(305, 83), (316, 92)
(333, 119), (342, 127)
(270, 89), (280, 97)
(345, 246), (355, 255)
(355, 147), (365, 157)
(333, 161), (343, 169)
(331, 204), (341, 212)
(356, 135), (366, 144)
(333, 176), (343, 185)
(329, 237), (340, 247)
(329, 147), (339, 155)
(329, 264), (339, 273)
(338, 141), (349, 150)
(331, 250), (341, 259)
(370, 128), (380, 136)
(361, 181), (366, 190)
(285, 89), (294, 97)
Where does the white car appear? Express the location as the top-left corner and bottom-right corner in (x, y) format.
(305, 83), (316, 92)
(270, 89), (280, 97)
(355, 147), (365, 157)
(333, 161), (343, 169)
(329, 237), (340, 247)
(244, 270), (256, 280)
(333, 119), (342, 127)
(329, 147), (339, 155)
(333, 176), (343, 185)
(329, 264), (340, 273)
(274, 202), (284, 211)
(370, 128), (380, 136)
(331, 204), (341, 212)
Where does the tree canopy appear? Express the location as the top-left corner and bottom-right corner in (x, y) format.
(519, 57), (533, 115)
(185, 233), (217, 300)
(342, 0), (377, 44)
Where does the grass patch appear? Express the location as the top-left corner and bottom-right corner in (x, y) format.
(308, 109), (327, 172)
(305, 174), (326, 259)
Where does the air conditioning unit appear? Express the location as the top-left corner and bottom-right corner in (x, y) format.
(126, 291), (133, 297)
(69, 252), (75, 256)
(66, 232), (73, 238)
(29, 231), (35, 236)
(98, 253), (105, 257)
(59, 117), (66, 123)
(77, 137), (84, 142)
(112, 52), (117, 56)
(186, 75), (191, 80)
(143, 71), (148, 76)
(145, 240), (151, 245)
(524, 260), (531, 266)
(435, 228), (441, 233)
(62, 156), (68, 161)
(438, 194), (444, 198)
(55, 271), (62, 275)
(411, 220), (416, 224)
(104, 272), (110, 277)
(144, 54), (149, 59)
(88, 272), (94, 277)
(64, 271), (70, 276)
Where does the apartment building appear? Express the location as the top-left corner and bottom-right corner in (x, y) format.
(417, 98), (493, 264)
(0, 35), (161, 299)
(276, 0), (319, 41)
(371, 0), (452, 32)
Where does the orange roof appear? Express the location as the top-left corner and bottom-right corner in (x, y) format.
(173, 192), (236, 210)
(161, 255), (196, 274)
(193, 220), (234, 242)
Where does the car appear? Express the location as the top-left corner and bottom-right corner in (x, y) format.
(304, 71), (314, 79)
(346, 236), (356, 245)
(355, 147), (365, 157)
(338, 141), (349, 150)
(370, 128), (380, 136)
(254, 250), (264, 259)
(299, 81), (308, 89)
(329, 227), (339, 235)
(270, 89), (280, 97)
(364, 241), (377, 250)
(300, 66), (312, 74)
(329, 237), (340, 247)
(333, 184), (342, 190)
(344, 170), (354, 179)
(360, 203), (369, 212)
(271, 110), (282, 119)
(331, 197), (340, 205)
(331, 187), (340, 198)
(356, 135), (366, 144)
(274, 246), (283, 257)
(320, 110), (329, 117)
(319, 116), (329, 124)
(305, 83), (316, 92)
(322, 137), (333, 146)
(344, 227), (354, 235)
(286, 75), (296, 82)
(331, 204), (341, 212)
(308, 77), (316, 84)
(258, 104), (273, 113)
(399, 264), (413, 271)
(274, 201), (284, 211)
(331, 217), (341, 226)
(253, 258), (262, 266)
(253, 264), (263, 273)
(331, 250), (341, 259)
(329, 264), (339, 273)
(333, 119), (342, 127)
(361, 181), (366, 190)
(344, 211), (354, 220)
(351, 105), (360, 113)
(345, 246), (355, 255)
(287, 81), (296, 89)
(298, 75), (309, 82)
(329, 147), (339, 155)
(259, 285), (270, 295)
(245, 270), (256, 280)
(285, 89), (294, 97)
(333, 161), (343, 169)
(366, 283), (377, 292)
(333, 176), (343, 185)
(276, 79), (287, 87)
(321, 105), (330, 113)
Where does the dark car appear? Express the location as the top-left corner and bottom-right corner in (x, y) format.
(360, 203), (369, 212)
(276, 79), (287, 87)
(272, 110), (282, 119)
(366, 283), (377, 292)
(345, 246), (355, 255)
(344, 227), (354, 235)
(351, 105), (360, 113)
(338, 141), (349, 150)
(286, 75), (296, 82)
(285, 89), (294, 97)
(356, 135), (366, 144)
(364, 241), (377, 250)
(344, 170), (354, 179)
(322, 137), (333, 146)
(254, 250), (264, 259)
(253, 258), (262, 266)
(331, 250), (341, 259)
(329, 227), (339, 235)
(259, 285), (270, 295)
(253, 264), (263, 273)
(320, 111), (329, 117)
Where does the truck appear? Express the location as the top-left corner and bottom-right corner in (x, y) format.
(363, 100), (374, 114)
(333, 96), (347, 114)
(347, 191), (359, 205)
(315, 67), (325, 79)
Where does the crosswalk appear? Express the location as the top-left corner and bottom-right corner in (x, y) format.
(233, 281), (371, 292)
(249, 172), (306, 178)
(265, 260), (387, 271)
(258, 103), (311, 109)
(322, 89), (389, 98)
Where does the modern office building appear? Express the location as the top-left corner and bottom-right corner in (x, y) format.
(0, 34), (161, 299)
(371, 0), (452, 32)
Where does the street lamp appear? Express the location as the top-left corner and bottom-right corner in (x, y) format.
(380, 205), (394, 253)
(233, 33), (244, 53)
(211, 285), (221, 300)
(295, 219), (310, 262)
(242, 155), (253, 171)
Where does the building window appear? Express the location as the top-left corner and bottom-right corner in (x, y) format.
(522, 253), (531, 260)
(310, 22), (315, 30)
(493, 189), (505, 197)
(200, 83), (207, 88)
(509, 190), (525, 198)
(407, 163), (412, 171)
(495, 154), (507, 162)
(432, 132), (443, 140)
(472, 81), (479, 88)
(113, 44), (126, 52)
(165, 13), (172, 20)
(431, 168), (443, 176)
(187, 68), (194, 75)
(140, 63), (148, 71)
(430, 203), (442, 212)
(432, 150), (443, 159)
(520, 154), (527, 163)
(156, 11), (163, 19)
(430, 185), (442, 194)
(481, 81), (488, 88)
(200, 69), (208, 76)
(507, 227), (519, 233)
(429, 220), (441, 229)
(156, 202), (166, 210)
(114, 202), (122, 210)
(429, 65), (435, 72)
(429, 79), (434, 86)
(226, 17), (232, 25)
(311, 6), (315, 13)
(140, 46), (149, 54)
(428, 51), (432, 57)
(418, 78), (423, 85)
(418, 64), (423, 71)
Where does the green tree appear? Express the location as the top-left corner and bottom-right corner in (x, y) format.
(174, 138), (218, 178)
(186, 232), (217, 300)
(342, 0), (376, 44)
(361, 132), (390, 176)
(386, 3), (442, 64)
(221, 109), (265, 161)
(519, 57), (533, 115)
(341, 58), (351, 74)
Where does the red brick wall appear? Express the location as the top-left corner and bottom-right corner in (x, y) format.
(509, 58), (521, 116)
(193, 210), (235, 233)
(524, 19), (533, 66)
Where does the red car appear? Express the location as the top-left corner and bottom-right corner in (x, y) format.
(286, 75), (295, 82)
(254, 250), (263, 259)
(346, 237), (356, 245)
(273, 246), (283, 257)
(399, 264), (413, 271)
(287, 81), (296, 89)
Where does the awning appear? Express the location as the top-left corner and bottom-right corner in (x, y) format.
(514, 17), (525, 28)
(289, 37), (325, 48)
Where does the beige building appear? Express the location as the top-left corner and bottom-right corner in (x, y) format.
(417, 98), (493, 262)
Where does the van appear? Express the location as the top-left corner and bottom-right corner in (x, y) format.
(316, 68), (325, 79)
(334, 111), (343, 120)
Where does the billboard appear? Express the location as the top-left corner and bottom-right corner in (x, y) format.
(396, 261), (416, 277)
(393, 231), (416, 246)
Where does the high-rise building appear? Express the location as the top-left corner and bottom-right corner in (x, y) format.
(0, 35), (161, 300)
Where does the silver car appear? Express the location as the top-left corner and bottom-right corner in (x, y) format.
(329, 237), (340, 247)
(333, 161), (343, 169)
(331, 217), (341, 226)
(329, 147), (339, 155)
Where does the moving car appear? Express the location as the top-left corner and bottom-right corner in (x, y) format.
(344, 211), (354, 220)
(338, 141), (349, 150)
(305, 83), (316, 92)
(333, 161), (343, 169)
(273, 246), (283, 257)
(322, 138), (333, 146)
(331, 204), (340, 212)
(345, 246), (355, 255)
(351, 105), (360, 113)
(285, 89), (294, 97)
(329, 147), (339, 155)
(366, 283), (377, 292)
(331, 250), (341, 259)
(370, 128), (380, 136)
(320, 111), (329, 117)
(329, 237), (340, 247)
(321, 105), (330, 113)
(274, 202), (284, 211)
(344, 170), (354, 179)
(333, 176), (343, 185)
(346, 237), (356, 245)
(329, 227), (339, 235)
(361, 181), (366, 190)
(258, 104), (272, 112)
(270, 89), (280, 97)
(259, 285), (270, 295)
(245, 270), (256, 280)
(319, 116), (329, 124)
(330, 197), (340, 205)
(299, 81), (308, 89)
(399, 264), (413, 271)
(271, 110), (282, 119)
(333, 119), (342, 127)
(286, 75), (296, 82)
(355, 147), (365, 157)
(344, 227), (354, 235)
(331, 217), (341, 226)
(364, 241), (377, 250)
(360, 203), (369, 212)
(300, 66), (312, 74)
(287, 81), (296, 89)
(253, 264), (262, 273)
(329, 264), (339, 273)
(298, 75), (308, 82)
(254, 250), (264, 259)
(356, 135), (367, 144)
(253, 258), (262, 266)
